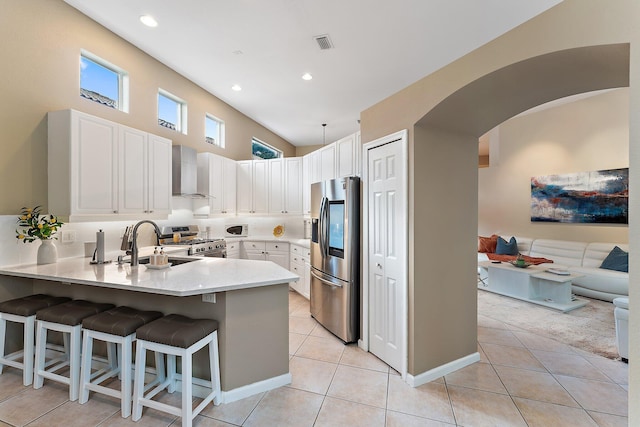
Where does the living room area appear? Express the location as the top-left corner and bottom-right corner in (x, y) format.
(476, 87), (629, 362)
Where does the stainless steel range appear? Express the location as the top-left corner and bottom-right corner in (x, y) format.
(160, 225), (226, 257)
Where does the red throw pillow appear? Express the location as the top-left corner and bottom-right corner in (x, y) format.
(478, 234), (498, 253)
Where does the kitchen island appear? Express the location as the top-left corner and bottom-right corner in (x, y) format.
(0, 255), (298, 403)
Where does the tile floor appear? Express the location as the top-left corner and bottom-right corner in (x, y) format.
(0, 290), (629, 426)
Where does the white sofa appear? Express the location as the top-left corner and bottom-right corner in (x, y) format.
(613, 297), (629, 361)
(478, 236), (628, 302)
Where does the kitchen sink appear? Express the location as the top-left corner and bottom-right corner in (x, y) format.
(138, 256), (202, 266)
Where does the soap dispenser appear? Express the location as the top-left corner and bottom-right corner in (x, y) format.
(150, 247), (159, 266)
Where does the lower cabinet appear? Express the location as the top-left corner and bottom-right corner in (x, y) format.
(240, 241), (289, 269)
(289, 244), (311, 299)
(226, 241), (240, 259)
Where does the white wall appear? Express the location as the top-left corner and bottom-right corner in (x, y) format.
(478, 88), (629, 243)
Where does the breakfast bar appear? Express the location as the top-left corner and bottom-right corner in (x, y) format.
(0, 255), (298, 402)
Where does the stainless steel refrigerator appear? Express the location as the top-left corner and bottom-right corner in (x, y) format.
(310, 176), (360, 343)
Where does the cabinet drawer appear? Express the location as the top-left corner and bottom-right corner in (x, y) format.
(291, 244), (311, 261)
(290, 253), (305, 266)
(266, 241), (288, 252)
(243, 241), (265, 251)
(226, 241), (239, 251)
(290, 263), (304, 278)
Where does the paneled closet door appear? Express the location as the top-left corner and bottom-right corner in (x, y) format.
(368, 139), (406, 373)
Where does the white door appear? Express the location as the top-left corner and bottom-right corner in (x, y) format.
(336, 133), (356, 178)
(268, 158), (285, 214)
(367, 133), (407, 374)
(147, 134), (172, 214)
(236, 160), (253, 214)
(284, 157), (303, 214)
(252, 160), (269, 214)
(222, 157), (236, 214)
(118, 126), (147, 214)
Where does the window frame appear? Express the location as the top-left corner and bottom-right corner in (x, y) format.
(252, 137), (282, 160)
(205, 113), (225, 148)
(80, 50), (129, 113)
(158, 89), (188, 134)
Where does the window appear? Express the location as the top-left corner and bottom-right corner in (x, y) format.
(80, 51), (129, 112)
(252, 138), (282, 160)
(158, 89), (187, 134)
(205, 114), (225, 148)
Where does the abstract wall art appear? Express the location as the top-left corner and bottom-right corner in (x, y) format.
(531, 168), (628, 224)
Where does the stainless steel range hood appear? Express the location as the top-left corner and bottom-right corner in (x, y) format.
(172, 145), (207, 198)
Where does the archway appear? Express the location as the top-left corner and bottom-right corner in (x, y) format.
(408, 44), (629, 380)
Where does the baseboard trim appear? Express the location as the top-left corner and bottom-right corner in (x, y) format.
(220, 373), (292, 404)
(406, 352), (480, 388)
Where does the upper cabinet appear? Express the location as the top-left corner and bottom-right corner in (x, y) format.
(304, 131), (361, 186)
(197, 152), (236, 216)
(118, 126), (171, 215)
(48, 109), (172, 221)
(268, 157), (303, 215)
(237, 160), (268, 214)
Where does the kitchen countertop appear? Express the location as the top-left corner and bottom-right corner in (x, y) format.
(0, 252), (298, 297)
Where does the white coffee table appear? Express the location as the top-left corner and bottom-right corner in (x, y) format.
(478, 261), (588, 312)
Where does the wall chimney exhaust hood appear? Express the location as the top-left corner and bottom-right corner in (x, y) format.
(172, 145), (207, 198)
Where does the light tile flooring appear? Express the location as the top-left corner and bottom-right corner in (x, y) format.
(0, 290), (629, 426)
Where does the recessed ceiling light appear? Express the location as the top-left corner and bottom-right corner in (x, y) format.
(231, 84), (242, 91)
(302, 73), (313, 81)
(139, 15), (158, 27)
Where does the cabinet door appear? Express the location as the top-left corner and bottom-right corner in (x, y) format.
(252, 160), (269, 214)
(72, 112), (119, 214)
(285, 158), (303, 214)
(208, 154), (225, 215)
(302, 155), (311, 215)
(245, 251), (266, 261)
(309, 150), (322, 184)
(336, 133), (357, 178)
(266, 251), (289, 270)
(236, 160), (253, 214)
(148, 134), (172, 214)
(268, 158), (285, 214)
(320, 144), (336, 181)
(118, 126), (147, 214)
(222, 157), (237, 214)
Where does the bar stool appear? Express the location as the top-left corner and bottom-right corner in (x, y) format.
(78, 306), (163, 417)
(132, 314), (221, 427)
(0, 294), (70, 385)
(33, 299), (114, 400)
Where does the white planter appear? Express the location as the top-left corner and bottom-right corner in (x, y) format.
(37, 239), (58, 265)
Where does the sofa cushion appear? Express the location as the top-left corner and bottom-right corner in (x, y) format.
(583, 243), (629, 268)
(569, 266), (629, 298)
(496, 236), (518, 255)
(600, 246), (629, 272)
(529, 239), (586, 267)
(613, 297), (629, 310)
(478, 234), (498, 253)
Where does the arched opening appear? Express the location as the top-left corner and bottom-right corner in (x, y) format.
(408, 44), (630, 377)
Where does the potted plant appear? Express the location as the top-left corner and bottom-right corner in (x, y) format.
(16, 206), (64, 264)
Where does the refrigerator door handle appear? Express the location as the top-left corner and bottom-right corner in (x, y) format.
(310, 269), (345, 288)
(319, 196), (329, 257)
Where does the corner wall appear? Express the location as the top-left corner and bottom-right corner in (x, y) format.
(0, 0), (295, 214)
(479, 89), (629, 243)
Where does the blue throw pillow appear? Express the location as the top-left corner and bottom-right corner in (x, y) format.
(496, 236), (519, 255)
(600, 246), (628, 273)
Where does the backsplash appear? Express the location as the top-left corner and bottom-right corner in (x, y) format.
(0, 199), (305, 266)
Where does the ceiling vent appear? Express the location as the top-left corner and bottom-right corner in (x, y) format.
(314, 34), (334, 50)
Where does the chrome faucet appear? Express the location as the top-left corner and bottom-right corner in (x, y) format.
(128, 220), (162, 267)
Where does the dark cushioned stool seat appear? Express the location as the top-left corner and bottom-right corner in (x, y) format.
(36, 300), (115, 326)
(136, 314), (219, 348)
(82, 306), (163, 337)
(0, 294), (71, 316)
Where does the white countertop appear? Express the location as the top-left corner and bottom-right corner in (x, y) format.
(234, 237), (310, 248)
(0, 253), (299, 297)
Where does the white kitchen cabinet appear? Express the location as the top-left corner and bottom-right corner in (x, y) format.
(241, 240), (289, 269)
(302, 155), (311, 215)
(225, 240), (240, 259)
(319, 144), (336, 182)
(336, 132), (361, 178)
(309, 150), (322, 184)
(48, 109), (171, 221)
(236, 160), (268, 214)
(197, 152), (236, 216)
(118, 126), (171, 215)
(289, 244), (311, 299)
(268, 158), (303, 215)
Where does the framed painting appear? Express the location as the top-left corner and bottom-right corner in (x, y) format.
(531, 168), (628, 224)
